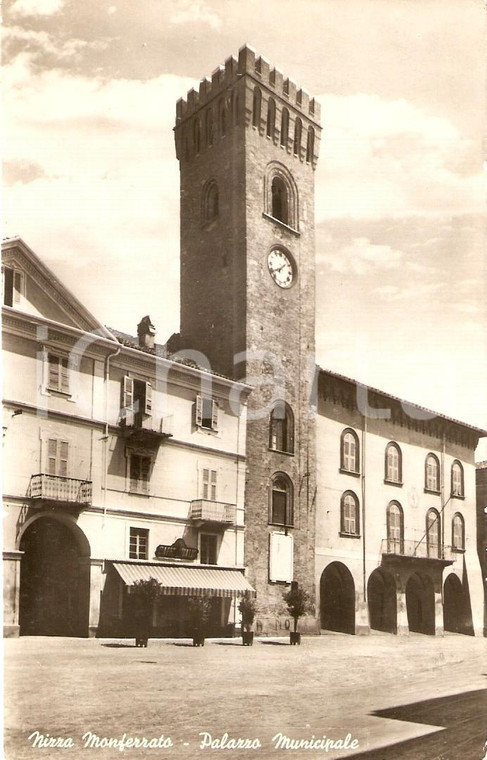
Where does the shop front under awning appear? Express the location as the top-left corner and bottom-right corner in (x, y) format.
(112, 562), (256, 598)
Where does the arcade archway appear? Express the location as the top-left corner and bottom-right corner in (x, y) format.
(406, 572), (435, 635)
(368, 568), (397, 634)
(443, 573), (473, 635)
(19, 516), (90, 637)
(320, 562), (355, 634)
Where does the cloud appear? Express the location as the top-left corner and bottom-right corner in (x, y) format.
(318, 237), (404, 275)
(9, 0), (64, 17)
(3, 26), (110, 64)
(170, 1), (222, 30)
(315, 93), (484, 221)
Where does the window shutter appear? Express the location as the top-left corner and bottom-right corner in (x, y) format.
(48, 438), (57, 475)
(211, 400), (218, 430)
(195, 395), (203, 427)
(59, 441), (69, 477)
(13, 271), (23, 303)
(123, 376), (134, 409)
(144, 382), (152, 415)
(211, 470), (217, 501)
(48, 354), (59, 389)
(141, 457), (151, 493)
(130, 454), (140, 491)
(60, 357), (69, 393)
(202, 468), (209, 499)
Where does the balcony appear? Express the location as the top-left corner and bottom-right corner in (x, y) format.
(29, 474), (92, 509)
(381, 538), (454, 564)
(155, 539), (198, 561)
(190, 500), (236, 526)
(119, 413), (172, 446)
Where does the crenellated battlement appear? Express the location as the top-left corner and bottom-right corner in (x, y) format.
(175, 44), (321, 125)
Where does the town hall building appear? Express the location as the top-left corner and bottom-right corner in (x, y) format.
(3, 44), (486, 639)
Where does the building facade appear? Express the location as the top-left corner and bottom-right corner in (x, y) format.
(476, 462), (487, 634)
(3, 237), (253, 638)
(3, 44), (486, 639)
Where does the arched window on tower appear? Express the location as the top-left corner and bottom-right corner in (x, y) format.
(267, 98), (276, 138)
(306, 126), (315, 163)
(270, 473), (293, 527)
(233, 91), (240, 126)
(253, 87), (262, 128)
(193, 117), (201, 155)
(206, 108), (214, 147)
(293, 117), (302, 155)
(281, 107), (289, 147)
(202, 180), (219, 224)
(340, 491), (360, 536)
(269, 401), (294, 454)
(451, 461), (464, 497)
(271, 176), (288, 224)
(341, 428), (360, 474)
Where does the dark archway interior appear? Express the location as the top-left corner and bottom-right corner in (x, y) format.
(443, 574), (474, 635)
(368, 568), (397, 634)
(320, 562), (355, 634)
(406, 572), (435, 635)
(19, 518), (89, 636)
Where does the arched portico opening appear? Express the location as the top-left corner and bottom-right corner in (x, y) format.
(320, 562), (355, 634)
(443, 573), (474, 635)
(368, 568), (397, 634)
(406, 572), (435, 635)
(19, 515), (91, 637)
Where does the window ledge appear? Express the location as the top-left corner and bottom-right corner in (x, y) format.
(46, 387), (72, 399)
(452, 547), (465, 554)
(268, 447), (294, 457)
(339, 468), (360, 478)
(424, 488), (441, 495)
(339, 532), (361, 539)
(450, 493), (465, 500)
(128, 490), (151, 497)
(268, 522), (294, 530)
(384, 479), (403, 488)
(262, 212), (300, 237)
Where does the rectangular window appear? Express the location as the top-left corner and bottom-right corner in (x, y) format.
(47, 438), (69, 477)
(47, 353), (70, 394)
(121, 377), (152, 421)
(129, 454), (151, 494)
(129, 527), (149, 560)
(202, 469), (217, 500)
(195, 395), (218, 431)
(2, 266), (24, 306)
(200, 534), (218, 565)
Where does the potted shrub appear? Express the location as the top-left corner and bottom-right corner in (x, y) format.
(238, 595), (257, 646)
(283, 581), (309, 645)
(187, 597), (211, 646)
(131, 577), (163, 647)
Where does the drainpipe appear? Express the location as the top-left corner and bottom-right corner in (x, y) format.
(101, 343), (121, 548)
(362, 415), (367, 603)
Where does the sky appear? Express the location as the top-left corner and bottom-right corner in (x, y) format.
(3, 0), (487, 457)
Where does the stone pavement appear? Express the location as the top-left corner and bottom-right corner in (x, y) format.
(4, 631), (487, 760)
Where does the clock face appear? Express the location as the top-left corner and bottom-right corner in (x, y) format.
(267, 249), (295, 288)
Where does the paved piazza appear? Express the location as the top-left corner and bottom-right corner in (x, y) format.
(4, 632), (487, 760)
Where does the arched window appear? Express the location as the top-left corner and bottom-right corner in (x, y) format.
(280, 107), (289, 147)
(271, 176), (288, 224)
(269, 401), (294, 454)
(306, 126), (315, 163)
(267, 98), (276, 139)
(270, 473), (293, 527)
(252, 87), (262, 128)
(193, 117), (201, 155)
(264, 162), (299, 231)
(206, 109), (214, 147)
(202, 179), (219, 224)
(341, 429), (359, 474)
(293, 117), (302, 155)
(426, 508), (441, 558)
(452, 513), (465, 551)
(386, 501), (404, 553)
(451, 461), (464, 497)
(219, 99), (226, 137)
(425, 454), (440, 492)
(341, 491), (360, 536)
(385, 442), (402, 484)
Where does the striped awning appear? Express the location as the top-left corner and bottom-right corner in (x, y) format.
(112, 562), (256, 598)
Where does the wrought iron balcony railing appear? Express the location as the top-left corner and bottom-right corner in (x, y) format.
(190, 500), (236, 525)
(381, 538), (454, 562)
(29, 474), (92, 506)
